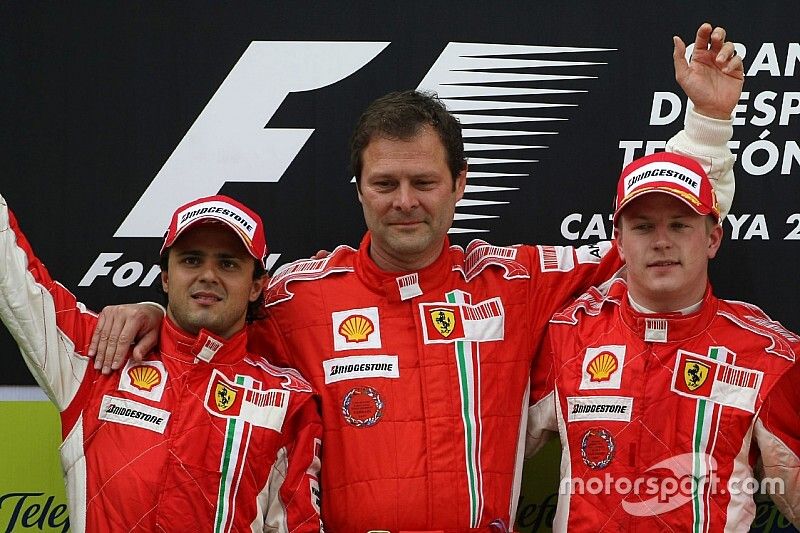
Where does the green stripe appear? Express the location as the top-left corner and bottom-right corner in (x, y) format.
(448, 291), (479, 525)
(692, 348), (720, 533)
(215, 418), (239, 532)
(692, 399), (706, 533)
(456, 340), (478, 522)
(214, 375), (246, 533)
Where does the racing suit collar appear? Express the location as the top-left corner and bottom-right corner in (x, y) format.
(355, 231), (453, 302)
(617, 283), (717, 343)
(160, 316), (248, 364)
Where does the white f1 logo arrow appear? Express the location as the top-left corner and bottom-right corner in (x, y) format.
(115, 41), (389, 238)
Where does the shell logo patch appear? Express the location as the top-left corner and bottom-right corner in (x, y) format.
(338, 314), (375, 343)
(215, 382), (238, 412)
(332, 307), (382, 351)
(683, 359), (710, 392)
(127, 365), (162, 392)
(429, 307), (457, 337)
(118, 360), (168, 402)
(587, 352), (619, 382)
(579, 345), (626, 390)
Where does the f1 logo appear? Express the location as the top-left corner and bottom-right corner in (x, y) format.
(114, 41), (611, 238)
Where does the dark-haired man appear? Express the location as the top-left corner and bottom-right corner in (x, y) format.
(0, 194), (323, 532)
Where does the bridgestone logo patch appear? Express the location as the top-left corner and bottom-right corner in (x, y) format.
(99, 395), (171, 434)
(330, 363), (393, 375)
(323, 355), (399, 384)
(623, 161), (703, 196)
(567, 396), (634, 422)
(176, 201), (257, 239)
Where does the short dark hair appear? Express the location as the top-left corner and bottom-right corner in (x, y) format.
(158, 250), (267, 323)
(350, 90), (466, 188)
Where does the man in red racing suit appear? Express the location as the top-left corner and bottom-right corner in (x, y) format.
(526, 153), (800, 531)
(250, 110), (736, 533)
(254, 231), (618, 531)
(0, 194), (323, 532)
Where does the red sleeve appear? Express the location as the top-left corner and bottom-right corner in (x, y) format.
(755, 360), (800, 524)
(522, 241), (621, 349)
(247, 314), (294, 368)
(526, 327), (560, 457)
(265, 393), (324, 531)
(530, 328), (557, 406)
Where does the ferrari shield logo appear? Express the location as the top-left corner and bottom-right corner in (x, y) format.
(430, 308), (456, 337)
(683, 360), (710, 391)
(215, 383), (237, 412)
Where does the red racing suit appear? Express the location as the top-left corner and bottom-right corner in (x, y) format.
(527, 279), (800, 532)
(0, 198), (324, 532)
(252, 234), (621, 532)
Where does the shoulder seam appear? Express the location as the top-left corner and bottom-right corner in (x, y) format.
(244, 355), (314, 393)
(454, 239), (530, 281)
(717, 301), (798, 362)
(265, 245), (356, 306)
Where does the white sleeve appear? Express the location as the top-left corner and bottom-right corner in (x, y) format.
(0, 194), (96, 410)
(526, 391), (559, 458)
(666, 108), (736, 218)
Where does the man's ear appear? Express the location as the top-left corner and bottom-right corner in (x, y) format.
(356, 178), (364, 205)
(454, 164), (467, 200)
(707, 223), (723, 259)
(614, 225), (625, 263)
(161, 270), (169, 294)
(249, 275), (267, 303)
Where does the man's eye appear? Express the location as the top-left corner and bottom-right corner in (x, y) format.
(221, 260), (238, 270)
(182, 256), (200, 265)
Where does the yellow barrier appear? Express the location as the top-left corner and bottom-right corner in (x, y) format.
(0, 401), (794, 532)
(0, 402), (68, 533)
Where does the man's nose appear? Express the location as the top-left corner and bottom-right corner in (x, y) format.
(652, 225), (673, 249)
(393, 183), (418, 211)
(198, 263), (221, 283)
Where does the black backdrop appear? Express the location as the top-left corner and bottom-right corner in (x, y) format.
(2, 1), (798, 386)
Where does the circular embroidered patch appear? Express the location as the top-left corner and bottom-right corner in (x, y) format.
(342, 386), (384, 428)
(581, 427), (615, 469)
